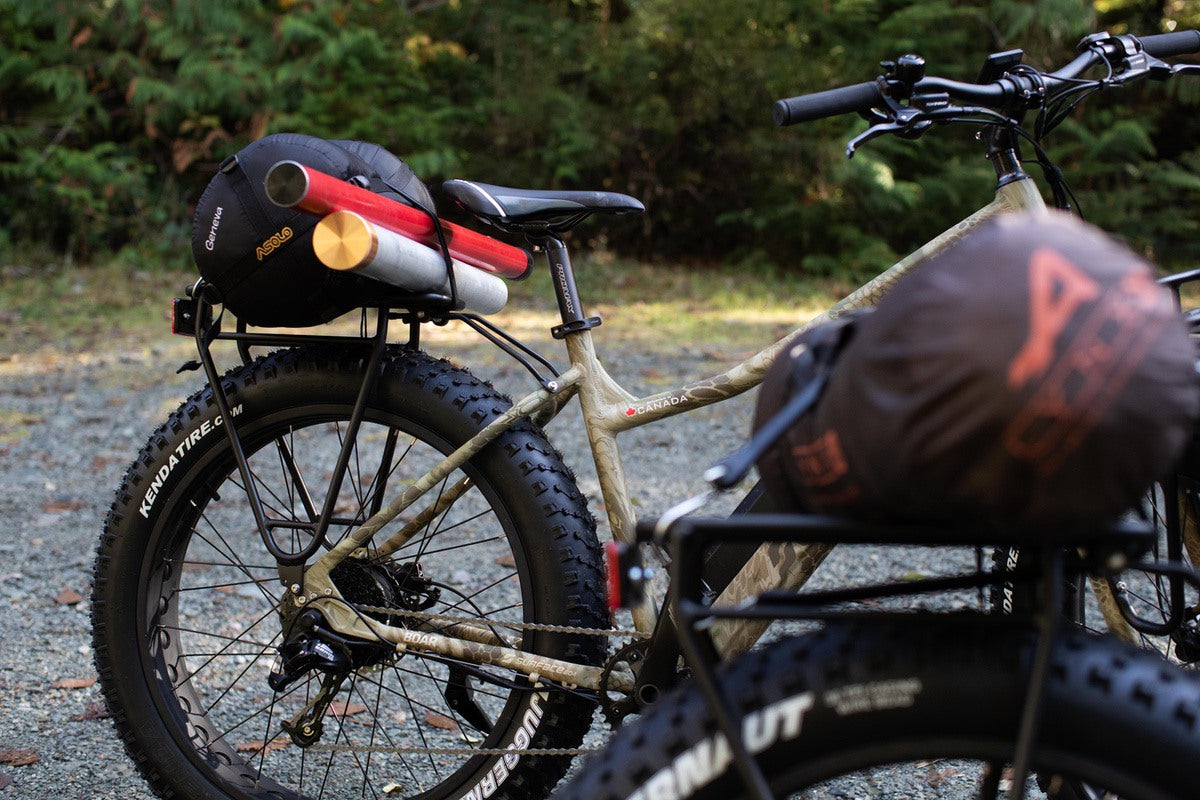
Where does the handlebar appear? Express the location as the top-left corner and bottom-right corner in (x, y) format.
(1142, 29), (1200, 57)
(772, 81), (884, 126)
(773, 29), (1200, 126)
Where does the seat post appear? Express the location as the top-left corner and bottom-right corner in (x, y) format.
(540, 236), (602, 339)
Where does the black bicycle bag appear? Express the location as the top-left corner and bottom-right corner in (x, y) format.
(191, 133), (433, 327)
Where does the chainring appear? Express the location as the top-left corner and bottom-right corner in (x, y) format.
(599, 638), (651, 728)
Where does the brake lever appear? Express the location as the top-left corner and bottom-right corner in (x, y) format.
(1172, 63), (1200, 77)
(845, 121), (908, 157)
(845, 115), (931, 157)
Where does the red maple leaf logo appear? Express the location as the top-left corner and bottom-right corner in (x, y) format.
(625, 407), (637, 417)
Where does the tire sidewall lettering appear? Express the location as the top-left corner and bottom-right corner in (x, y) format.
(139, 405), (243, 519)
(624, 693), (816, 800)
(456, 691), (549, 800)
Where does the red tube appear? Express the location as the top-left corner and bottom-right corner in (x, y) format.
(264, 161), (533, 280)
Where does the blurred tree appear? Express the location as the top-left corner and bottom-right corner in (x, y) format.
(1, 0), (1197, 273)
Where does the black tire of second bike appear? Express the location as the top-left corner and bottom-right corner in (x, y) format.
(552, 624), (1200, 800)
(91, 345), (609, 800)
(991, 482), (1199, 654)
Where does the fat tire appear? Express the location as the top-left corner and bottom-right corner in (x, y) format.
(991, 481), (1200, 654)
(92, 345), (608, 800)
(553, 624), (1200, 800)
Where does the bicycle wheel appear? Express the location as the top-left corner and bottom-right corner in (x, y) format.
(553, 624), (1200, 800)
(92, 345), (608, 800)
(993, 480), (1200, 663)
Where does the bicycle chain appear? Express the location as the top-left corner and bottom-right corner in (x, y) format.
(349, 603), (651, 639)
(308, 743), (597, 756)
(286, 603), (643, 757)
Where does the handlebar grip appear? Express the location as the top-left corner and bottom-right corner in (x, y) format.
(772, 81), (884, 126)
(1140, 30), (1200, 57)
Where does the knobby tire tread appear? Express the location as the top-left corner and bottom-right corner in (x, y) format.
(553, 624), (1200, 800)
(92, 345), (607, 800)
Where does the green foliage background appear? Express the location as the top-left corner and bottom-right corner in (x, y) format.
(2, 0), (1198, 276)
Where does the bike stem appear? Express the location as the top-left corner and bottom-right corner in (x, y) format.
(984, 126), (1030, 188)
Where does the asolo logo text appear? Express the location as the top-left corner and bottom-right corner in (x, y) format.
(256, 227), (293, 261)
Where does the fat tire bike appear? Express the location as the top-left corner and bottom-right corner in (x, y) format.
(92, 27), (1200, 800)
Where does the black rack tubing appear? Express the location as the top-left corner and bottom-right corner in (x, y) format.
(645, 513), (1156, 552)
(300, 312), (392, 566)
(193, 311), (279, 562)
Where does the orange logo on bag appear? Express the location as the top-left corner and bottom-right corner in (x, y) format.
(1003, 249), (1170, 474)
(791, 429), (850, 487)
(1007, 248), (1100, 389)
(256, 227), (293, 261)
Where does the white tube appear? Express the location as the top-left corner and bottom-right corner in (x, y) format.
(312, 210), (508, 316)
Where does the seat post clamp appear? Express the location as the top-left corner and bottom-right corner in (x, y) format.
(551, 316), (603, 340)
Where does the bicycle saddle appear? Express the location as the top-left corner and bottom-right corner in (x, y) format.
(443, 179), (644, 234)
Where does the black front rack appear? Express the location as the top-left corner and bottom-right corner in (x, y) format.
(643, 511), (1181, 800)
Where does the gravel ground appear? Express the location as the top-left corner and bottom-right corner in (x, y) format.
(0, 321), (984, 799)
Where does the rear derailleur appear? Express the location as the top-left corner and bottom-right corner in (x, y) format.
(268, 559), (446, 746)
(269, 607), (394, 746)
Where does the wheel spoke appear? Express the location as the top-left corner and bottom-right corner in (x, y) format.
(201, 624), (284, 714)
(390, 666), (441, 779)
(188, 520), (281, 609)
(396, 508), (496, 555)
(205, 679), (308, 750)
(348, 672), (425, 793)
(171, 609), (282, 690)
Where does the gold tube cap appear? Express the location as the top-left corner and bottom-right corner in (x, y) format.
(312, 210), (378, 271)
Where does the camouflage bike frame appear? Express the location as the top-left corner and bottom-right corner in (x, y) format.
(281, 172), (1069, 694)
